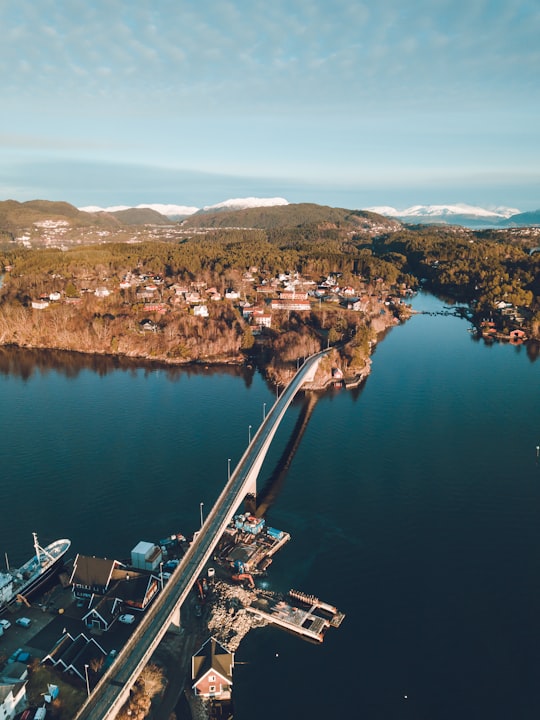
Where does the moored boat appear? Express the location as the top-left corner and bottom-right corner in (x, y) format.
(0, 532), (71, 613)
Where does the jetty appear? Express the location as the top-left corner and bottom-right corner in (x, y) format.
(245, 588), (345, 643)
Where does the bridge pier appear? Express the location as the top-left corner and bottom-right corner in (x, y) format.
(168, 605), (182, 633)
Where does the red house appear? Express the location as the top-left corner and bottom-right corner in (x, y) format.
(192, 637), (234, 700)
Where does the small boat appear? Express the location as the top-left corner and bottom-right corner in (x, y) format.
(0, 532), (71, 613)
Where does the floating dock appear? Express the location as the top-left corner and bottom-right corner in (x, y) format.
(245, 589), (345, 643)
(216, 514), (291, 575)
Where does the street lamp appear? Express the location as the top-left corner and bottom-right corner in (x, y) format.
(228, 458), (231, 481)
(199, 502), (204, 529)
(248, 425), (252, 444)
(84, 664), (90, 697)
(159, 561), (164, 590)
(263, 402), (266, 420)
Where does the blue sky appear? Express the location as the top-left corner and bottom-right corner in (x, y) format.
(1, 0), (539, 211)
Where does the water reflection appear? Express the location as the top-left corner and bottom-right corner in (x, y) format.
(0, 345), (258, 385)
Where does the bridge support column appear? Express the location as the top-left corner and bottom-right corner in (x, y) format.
(168, 605), (182, 633)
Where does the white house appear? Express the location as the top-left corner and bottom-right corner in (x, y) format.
(193, 305), (209, 318)
(0, 682), (27, 720)
(94, 287), (110, 298)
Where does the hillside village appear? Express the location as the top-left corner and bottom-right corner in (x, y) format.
(0, 256), (410, 385)
(1, 199), (539, 371)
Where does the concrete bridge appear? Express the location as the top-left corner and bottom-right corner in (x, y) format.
(74, 350), (328, 719)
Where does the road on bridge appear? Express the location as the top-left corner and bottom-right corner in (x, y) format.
(74, 350), (328, 719)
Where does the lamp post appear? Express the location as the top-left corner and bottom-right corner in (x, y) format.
(160, 561), (164, 590)
(199, 502), (204, 529)
(248, 425), (252, 444)
(263, 402), (266, 420)
(84, 664), (90, 697)
(228, 458), (231, 481)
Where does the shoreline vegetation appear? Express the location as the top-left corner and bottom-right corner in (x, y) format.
(1, 199), (539, 379)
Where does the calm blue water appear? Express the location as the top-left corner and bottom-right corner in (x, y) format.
(1, 293), (539, 719)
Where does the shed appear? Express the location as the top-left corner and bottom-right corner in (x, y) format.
(131, 541), (163, 571)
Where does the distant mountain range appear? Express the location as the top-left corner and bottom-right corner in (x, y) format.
(80, 197), (289, 221)
(366, 203), (540, 228)
(2, 198), (538, 235)
(79, 198), (540, 228)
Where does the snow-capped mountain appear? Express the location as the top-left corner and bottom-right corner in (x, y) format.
(80, 197), (289, 220)
(200, 197), (289, 213)
(367, 203), (522, 227)
(80, 203), (199, 218)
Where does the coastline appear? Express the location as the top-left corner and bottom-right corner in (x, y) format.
(0, 306), (405, 386)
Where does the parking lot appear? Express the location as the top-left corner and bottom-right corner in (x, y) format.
(0, 580), (134, 666)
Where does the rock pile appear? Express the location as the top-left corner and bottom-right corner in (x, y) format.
(207, 579), (268, 651)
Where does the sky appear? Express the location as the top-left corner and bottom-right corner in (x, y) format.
(1, 0), (539, 211)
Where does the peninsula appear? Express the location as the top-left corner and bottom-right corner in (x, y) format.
(1, 200), (539, 379)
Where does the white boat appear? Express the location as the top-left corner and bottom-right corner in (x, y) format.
(0, 532), (71, 612)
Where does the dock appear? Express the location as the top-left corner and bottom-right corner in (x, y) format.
(244, 589), (345, 643)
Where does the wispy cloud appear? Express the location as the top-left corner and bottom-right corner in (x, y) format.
(0, 1), (538, 209)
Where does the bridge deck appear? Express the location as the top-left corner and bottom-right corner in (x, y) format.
(74, 350), (328, 719)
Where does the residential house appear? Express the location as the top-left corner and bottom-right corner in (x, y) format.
(278, 291), (308, 301)
(509, 329), (527, 343)
(140, 319), (158, 332)
(193, 305), (209, 318)
(252, 312), (272, 328)
(69, 555), (126, 603)
(42, 632), (107, 682)
(192, 637), (234, 700)
(136, 289), (156, 301)
(0, 664), (28, 685)
(31, 300), (49, 309)
(142, 303), (167, 313)
(225, 289), (240, 300)
(0, 682), (26, 720)
(112, 572), (161, 612)
(83, 596), (122, 632)
(94, 287), (110, 298)
(270, 298), (311, 312)
(347, 299), (368, 312)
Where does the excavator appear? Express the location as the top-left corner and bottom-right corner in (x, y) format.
(231, 573), (255, 589)
(16, 594), (31, 607)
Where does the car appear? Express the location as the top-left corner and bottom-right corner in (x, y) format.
(0, 619), (11, 630)
(118, 614), (135, 624)
(8, 648), (22, 664)
(16, 617), (31, 628)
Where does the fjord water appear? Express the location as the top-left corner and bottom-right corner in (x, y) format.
(1, 292), (539, 719)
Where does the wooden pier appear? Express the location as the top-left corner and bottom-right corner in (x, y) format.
(245, 590), (345, 643)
